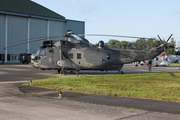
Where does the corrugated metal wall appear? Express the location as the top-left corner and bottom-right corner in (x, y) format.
(0, 15), (5, 55)
(66, 20), (85, 35)
(29, 18), (47, 53)
(49, 20), (65, 40)
(0, 14), (84, 62)
(29, 19), (65, 53)
(7, 16), (27, 61)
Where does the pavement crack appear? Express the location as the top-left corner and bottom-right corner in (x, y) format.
(115, 112), (149, 120)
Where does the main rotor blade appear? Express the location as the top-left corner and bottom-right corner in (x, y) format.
(0, 35), (60, 45)
(78, 34), (152, 39)
(168, 45), (175, 48)
(157, 35), (163, 43)
(166, 34), (173, 42)
(4, 35), (64, 48)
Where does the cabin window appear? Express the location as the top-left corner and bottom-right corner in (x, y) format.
(49, 50), (54, 53)
(77, 53), (81, 59)
(39, 49), (46, 56)
(107, 54), (111, 60)
(69, 53), (73, 59)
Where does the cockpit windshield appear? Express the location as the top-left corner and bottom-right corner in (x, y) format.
(31, 49), (40, 60)
(71, 34), (82, 40)
(33, 49), (40, 56)
(39, 49), (46, 56)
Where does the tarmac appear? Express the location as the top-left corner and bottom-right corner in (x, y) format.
(20, 86), (180, 115)
(1, 63), (180, 119)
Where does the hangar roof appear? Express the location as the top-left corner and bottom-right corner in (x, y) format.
(0, 0), (65, 20)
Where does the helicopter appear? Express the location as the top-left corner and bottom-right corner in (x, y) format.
(154, 53), (178, 66)
(4, 31), (174, 75)
(135, 52), (178, 67)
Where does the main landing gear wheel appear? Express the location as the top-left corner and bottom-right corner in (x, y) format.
(60, 70), (67, 75)
(118, 70), (124, 74)
(59, 67), (67, 75)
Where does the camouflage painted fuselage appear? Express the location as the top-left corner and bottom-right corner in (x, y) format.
(30, 35), (164, 72)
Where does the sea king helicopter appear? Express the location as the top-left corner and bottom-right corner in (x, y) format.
(135, 52), (178, 67)
(4, 31), (174, 75)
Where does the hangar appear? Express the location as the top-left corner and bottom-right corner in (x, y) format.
(0, 0), (85, 63)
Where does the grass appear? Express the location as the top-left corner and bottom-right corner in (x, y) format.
(23, 72), (180, 102)
(169, 63), (180, 66)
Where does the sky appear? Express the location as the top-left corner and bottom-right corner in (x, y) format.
(31, 0), (180, 45)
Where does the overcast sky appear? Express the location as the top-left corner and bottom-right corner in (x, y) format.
(31, 0), (180, 45)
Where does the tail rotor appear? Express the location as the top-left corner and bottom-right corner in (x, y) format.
(157, 34), (175, 61)
(157, 34), (173, 54)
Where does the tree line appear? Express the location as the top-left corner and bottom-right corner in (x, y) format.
(93, 38), (177, 55)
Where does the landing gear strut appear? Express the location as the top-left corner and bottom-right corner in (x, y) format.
(60, 70), (67, 75)
(59, 67), (67, 75)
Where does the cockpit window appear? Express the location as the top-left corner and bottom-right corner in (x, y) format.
(39, 49), (46, 56)
(33, 49), (40, 56)
(72, 34), (82, 40)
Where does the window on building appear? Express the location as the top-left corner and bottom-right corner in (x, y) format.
(69, 53), (73, 59)
(77, 53), (81, 59)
